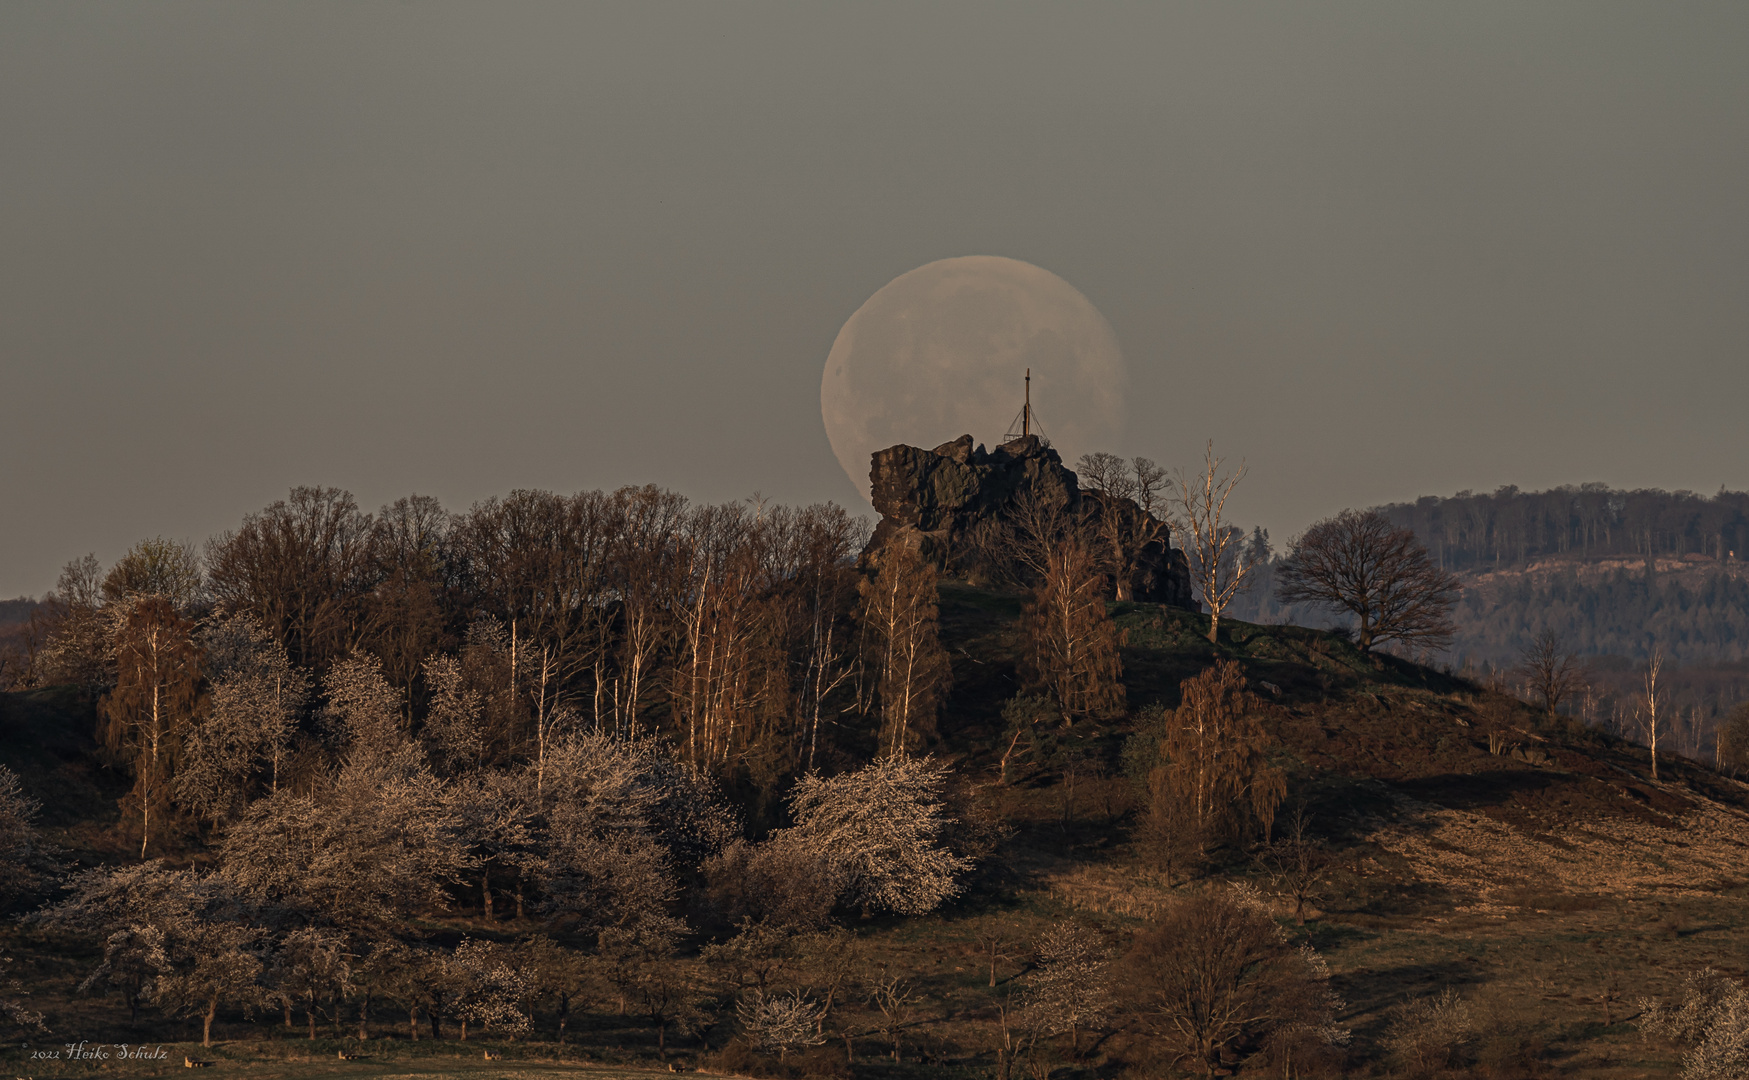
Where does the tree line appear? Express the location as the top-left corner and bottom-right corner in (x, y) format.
(0, 471), (1367, 1072)
(1376, 484), (1749, 572)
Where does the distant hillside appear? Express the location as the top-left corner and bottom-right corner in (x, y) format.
(1447, 555), (1749, 665)
(0, 597), (39, 626)
(1223, 487), (1749, 668)
(1375, 486), (1749, 666)
(1376, 484), (1749, 570)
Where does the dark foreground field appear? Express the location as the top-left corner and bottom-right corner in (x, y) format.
(5, 589), (1744, 1078)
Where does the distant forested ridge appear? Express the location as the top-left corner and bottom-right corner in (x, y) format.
(1375, 484), (1749, 571)
(1373, 485), (1749, 665)
(1445, 558), (1749, 664)
(1220, 486), (1749, 666)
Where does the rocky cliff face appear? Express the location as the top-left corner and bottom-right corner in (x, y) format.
(865, 434), (1194, 607)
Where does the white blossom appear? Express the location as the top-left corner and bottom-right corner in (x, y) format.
(784, 756), (970, 915)
(449, 939), (532, 1038)
(738, 990), (827, 1058)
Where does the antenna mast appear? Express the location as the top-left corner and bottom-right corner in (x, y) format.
(1004, 368), (1048, 444)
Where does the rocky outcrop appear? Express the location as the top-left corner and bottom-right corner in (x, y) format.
(864, 434), (1194, 607)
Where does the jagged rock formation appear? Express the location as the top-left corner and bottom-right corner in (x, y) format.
(865, 434), (1194, 607)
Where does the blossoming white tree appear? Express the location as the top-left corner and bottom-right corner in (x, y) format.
(783, 756), (970, 915)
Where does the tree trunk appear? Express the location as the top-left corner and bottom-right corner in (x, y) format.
(998, 729), (1026, 786)
(461, 1020), (468, 1041)
(358, 994), (370, 1040)
(557, 991), (569, 1043)
(482, 870), (493, 919)
(307, 1005), (317, 1040)
(203, 997), (217, 1047)
(409, 1007), (420, 1041)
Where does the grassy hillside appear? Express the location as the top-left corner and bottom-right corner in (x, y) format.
(5, 585), (1746, 1078)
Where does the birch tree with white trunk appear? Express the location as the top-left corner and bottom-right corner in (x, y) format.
(1172, 441), (1257, 644)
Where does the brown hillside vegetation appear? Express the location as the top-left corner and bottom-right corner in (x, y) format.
(3, 585), (1745, 1078)
(938, 589), (1749, 1077)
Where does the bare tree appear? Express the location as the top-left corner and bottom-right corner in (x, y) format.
(1139, 661), (1285, 879)
(789, 504), (867, 769)
(1517, 630), (1588, 719)
(1256, 805), (1328, 926)
(997, 489), (1075, 583)
(102, 537), (205, 610)
(1123, 889), (1346, 1077)
(858, 543), (950, 758)
(205, 486), (378, 671)
(976, 928), (1018, 988)
(34, 554), (113, 692)
(609, 485), (688, 734)
(738, 990), (827, 1061)
(1131, 456), (1168, 517)
(1641, 647), (1666, 781)
(866, 967), (917, 1062)
(1077, 452), (1171, 601)
(1173, 441), (1257, 643)
(1717, 703), (1749, 777)
(1021, 536), (1124, 723)
(364, 494), (452, 702)
(1274, 509), (1459, 653)
(1023, 921), (1112, 1056)
(1076, 452), (1134, 500)
(670, 502), (783, 769)
(101, 596), (202, 858)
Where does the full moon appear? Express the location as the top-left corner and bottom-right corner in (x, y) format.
(821, 255), (1128, 499)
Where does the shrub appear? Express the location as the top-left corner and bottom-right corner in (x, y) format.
(1382, 986), (1474, 1075)
(1121, 888), (1346, 1076)
(1639, 968), (1749, 1080)
(704, 836), (841, 931)
(737, 990), (827, 1061)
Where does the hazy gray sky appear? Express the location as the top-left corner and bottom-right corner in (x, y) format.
(4, 3), (1746, 597)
